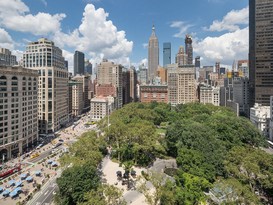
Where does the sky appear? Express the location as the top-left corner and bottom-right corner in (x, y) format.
(0, 0), (249, 73)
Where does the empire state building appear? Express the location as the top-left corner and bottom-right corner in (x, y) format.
(148, 25), (159, 83)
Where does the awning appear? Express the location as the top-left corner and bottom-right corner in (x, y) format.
(8, 180), (16, 186)
(26, 176), (33, 182)
(15, 181), (22, 187)
(2, 189), (10, 196)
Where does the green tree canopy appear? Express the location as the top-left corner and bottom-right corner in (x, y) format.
(56, 163), (100, 205)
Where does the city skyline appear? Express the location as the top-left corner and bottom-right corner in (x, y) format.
(0, 0), (248, 72)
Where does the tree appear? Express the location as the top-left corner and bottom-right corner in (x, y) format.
(174, 171), (211, 205)
(56, 163), (100, 205)
(79, 184), (126, 205)
(210, 178), (261, 205)
(224, 146), (273, 201)
(59, 131), (103, 168)
(137, 170), (173, 205)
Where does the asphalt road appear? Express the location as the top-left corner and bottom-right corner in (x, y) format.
(27, 146), (62, 164)
(27, 170), (61, 205)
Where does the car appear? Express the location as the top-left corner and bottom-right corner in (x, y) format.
(30, 153), (39, 159)
(53, 191), (56, 195)
(59, 139), (64, 142)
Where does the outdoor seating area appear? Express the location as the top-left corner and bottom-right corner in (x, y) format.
(1, 169), (45, 200)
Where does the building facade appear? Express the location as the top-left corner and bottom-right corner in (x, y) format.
(269, 96), (273, 141)
(250, 103), (270, 137)
(157, 67), (167, 85)
(237, 60), (249, 78)
(249, 0), (273, 106)
(23, 38), (69, 134)
(148, 25), (159, 83)
(199, 84), (220, 106)
(175, 46), (187, 67)
(0, 65), (38, 159)
(130, 67), (137, 102)
(163, 42), (171, 67)
(233, 77), (250, 117)
(73, 75), (90, 112)
(97, 60), (123, 108)
(138, 66), (148, 85)
(85, 60), (92, 75)
(139, 85), (168, 103)
(177, 66), (197, 104)
(74, 51), (85, 75)
(0, 48), (17, 66)
(71, 81), (83, 117)
(90, 96), (114, 121)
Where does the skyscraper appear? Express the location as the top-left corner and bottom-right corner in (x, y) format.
(185, 35), (193, 65)
(23, 38), (69, 134)
(74, 51), (85, 75)
(249, 0), (273, 106)
(163, 42), (171, 67)
(148, 25), (159, 83)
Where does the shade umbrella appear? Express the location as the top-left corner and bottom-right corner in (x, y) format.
(35, 170), (41, 176)
(26, 176), (33, 182)
(52, 162), (58, 167)
(8, 180), (16, 186)
(2, 189), (10, 196)
(14, 187), (22, 193)
(15, 181), (22, 187)
(9, 190), (17, 198)
(20, 173), (27, 180)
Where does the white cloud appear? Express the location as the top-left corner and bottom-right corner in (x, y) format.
(140, 58), (148, 67)
(12, 50), (24, 63)
(53, 4), (133, 66)
(0, 28), (14, 50)
(62, 49), (74, 73)
(0, 0), (65, 35)
(194, 27), (249, 66)
(142, 43), (148, 49)
(205, 7), (248, 32)
(170, 21), (193, 38)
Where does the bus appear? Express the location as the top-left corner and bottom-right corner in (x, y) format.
(267, 140), (273, 149)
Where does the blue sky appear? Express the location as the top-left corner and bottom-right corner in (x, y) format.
(0, 0), (249, 72)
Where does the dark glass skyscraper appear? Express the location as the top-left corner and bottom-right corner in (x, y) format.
(185, 35), (193, 65)
(249, 0), (273, 106)
(163, 42), (171, 67)
(74, 51), (85, 75)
